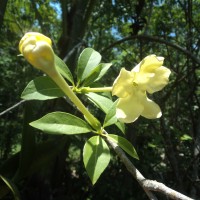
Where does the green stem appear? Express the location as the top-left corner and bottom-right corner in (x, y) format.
(80, 87), (112, 93)
(47, 69), (101, 131)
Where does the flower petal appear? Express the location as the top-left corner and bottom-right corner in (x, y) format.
(19, 33), (55, 73)
(112, 68), (135, 98)
(132, 55), (170, 93)
(116, 93), (144, 123)
(132, 55), (164, 72)
(19, 32), (52, 53)
(141, 96), (162, 119)
(146, 66), (171, 93)
(140, 55), (164, 72)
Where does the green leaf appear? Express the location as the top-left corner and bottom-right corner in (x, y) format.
(82, 63), (112, 86)
(30, 112), (92, 135)
(77, 48), (101, 83)
(86, 93), (125, 133)
(95, 63), (112, 81)
(83, 136), (110, 184)
(103, 100), (118, 127)
(180, 134), (193, 141)
(107, 134), (139, 159)
(21, 76), (64, 100)
(86, 92), (113, 113)
(55, 54), (74, 85)
(0, 175), (21, 200)
(147, 143), (157, 148)
(115, 121), (125, 134)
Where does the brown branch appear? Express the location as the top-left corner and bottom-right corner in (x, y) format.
(104, 130), (194, 200)
(101, 35), (200, 65)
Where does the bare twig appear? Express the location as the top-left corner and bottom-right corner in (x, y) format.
(101, 35), (200, 65)
(141, 180), (194, 200)
(0, 99), (26, 116)
(104, 130), (194, 200)
(63, 42), (83, 63)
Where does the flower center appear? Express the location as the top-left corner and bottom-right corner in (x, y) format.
(132, 82), (138, 87)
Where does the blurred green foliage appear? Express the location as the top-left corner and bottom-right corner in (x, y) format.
(0, 0), (200, 199)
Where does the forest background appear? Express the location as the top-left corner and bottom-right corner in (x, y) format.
(0, 0), (200, 199)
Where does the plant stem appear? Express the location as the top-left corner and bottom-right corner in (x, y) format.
(47, 69), (101, 131)
(81, 87), (112, 93)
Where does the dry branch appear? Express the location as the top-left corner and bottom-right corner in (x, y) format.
(101, 35), (200, 65)
(104, 130), (194, 200)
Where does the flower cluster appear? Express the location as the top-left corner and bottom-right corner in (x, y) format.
(19, 32), (171, 125)
(112, 55), (171, 123)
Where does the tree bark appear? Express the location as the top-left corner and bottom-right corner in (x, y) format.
(0, 0), (8, 29)
(58, 0), (97, 72)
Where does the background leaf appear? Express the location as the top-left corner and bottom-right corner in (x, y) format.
(21, 76), (64, 100)
(107, 134), (139, 159)
(77, 48), (101, 83)
(30, 112), (92, 135)
(180, 134), (193, 141)
(2, 0), (199, 199)
(0, 175), (21, 200)
(83, 136), (110, 184)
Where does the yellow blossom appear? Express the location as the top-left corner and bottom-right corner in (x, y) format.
(19, 32), (56, 75)
(112, 55), (171, 123)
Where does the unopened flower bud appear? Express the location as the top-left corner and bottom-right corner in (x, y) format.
(19, 32), (56, 75)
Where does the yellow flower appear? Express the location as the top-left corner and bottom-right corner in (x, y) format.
(19, 32), (56, 75)
(112, 55), (171, 123)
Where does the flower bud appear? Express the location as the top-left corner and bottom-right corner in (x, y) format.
(19, 32), (56, 74)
